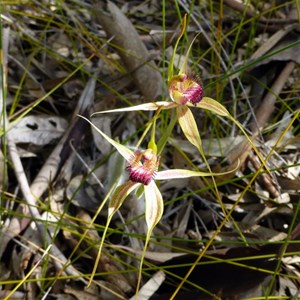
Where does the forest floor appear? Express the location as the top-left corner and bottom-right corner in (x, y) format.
(0, 1), (300, 299)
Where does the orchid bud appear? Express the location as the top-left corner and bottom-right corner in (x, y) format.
(169, 73), (203, 105)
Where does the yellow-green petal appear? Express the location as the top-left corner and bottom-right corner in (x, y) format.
(176, 105), (202, 149)
(108, 181), (140, 216)
(155, 167), (238, 180)
(194, 97), (229, 116)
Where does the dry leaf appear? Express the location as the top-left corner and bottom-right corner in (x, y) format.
(9, 115), (68, 145)
(93, 1), (162, 100)
(155, 245), (279, 299)
(66, 175), (101, 211)
(131, 271), (165, 300)
(90, 115), (112, 155)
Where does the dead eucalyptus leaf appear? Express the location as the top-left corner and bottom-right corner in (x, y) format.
(110, 244), (187, 263)
(64, 285), (102, 300)
(248, 224), (287, 242)
(257, 31), (300, 64)
(251, 25), (298, 61)
(132, 271), (165, 300)
(11, 221), (43, 278)
(277, 176), (300, 191)
(265, 111), (295, 149)
(9, 115), (68, 145)
(93, 1), (162, 100)
(66, 175), (101, 211)
(90, 115), (112, 155)
(234, 26), (300, 72)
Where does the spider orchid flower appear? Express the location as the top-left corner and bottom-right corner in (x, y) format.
(91, 15), (230, 152)
(80, 116), (236, 289)
(82, 116), (229, 231)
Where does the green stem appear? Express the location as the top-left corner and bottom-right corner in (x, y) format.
(168, 14), (187, 82)
(157, 109), (177, 155)
(148, 107), (162, 153)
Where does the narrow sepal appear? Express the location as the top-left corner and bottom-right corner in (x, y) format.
(79, 115), (134, 162)
(194, 97), (229, 116)
(91, 101), (177, 114)
(176, 105), (202, 149)
(155, 167), (238, 180)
